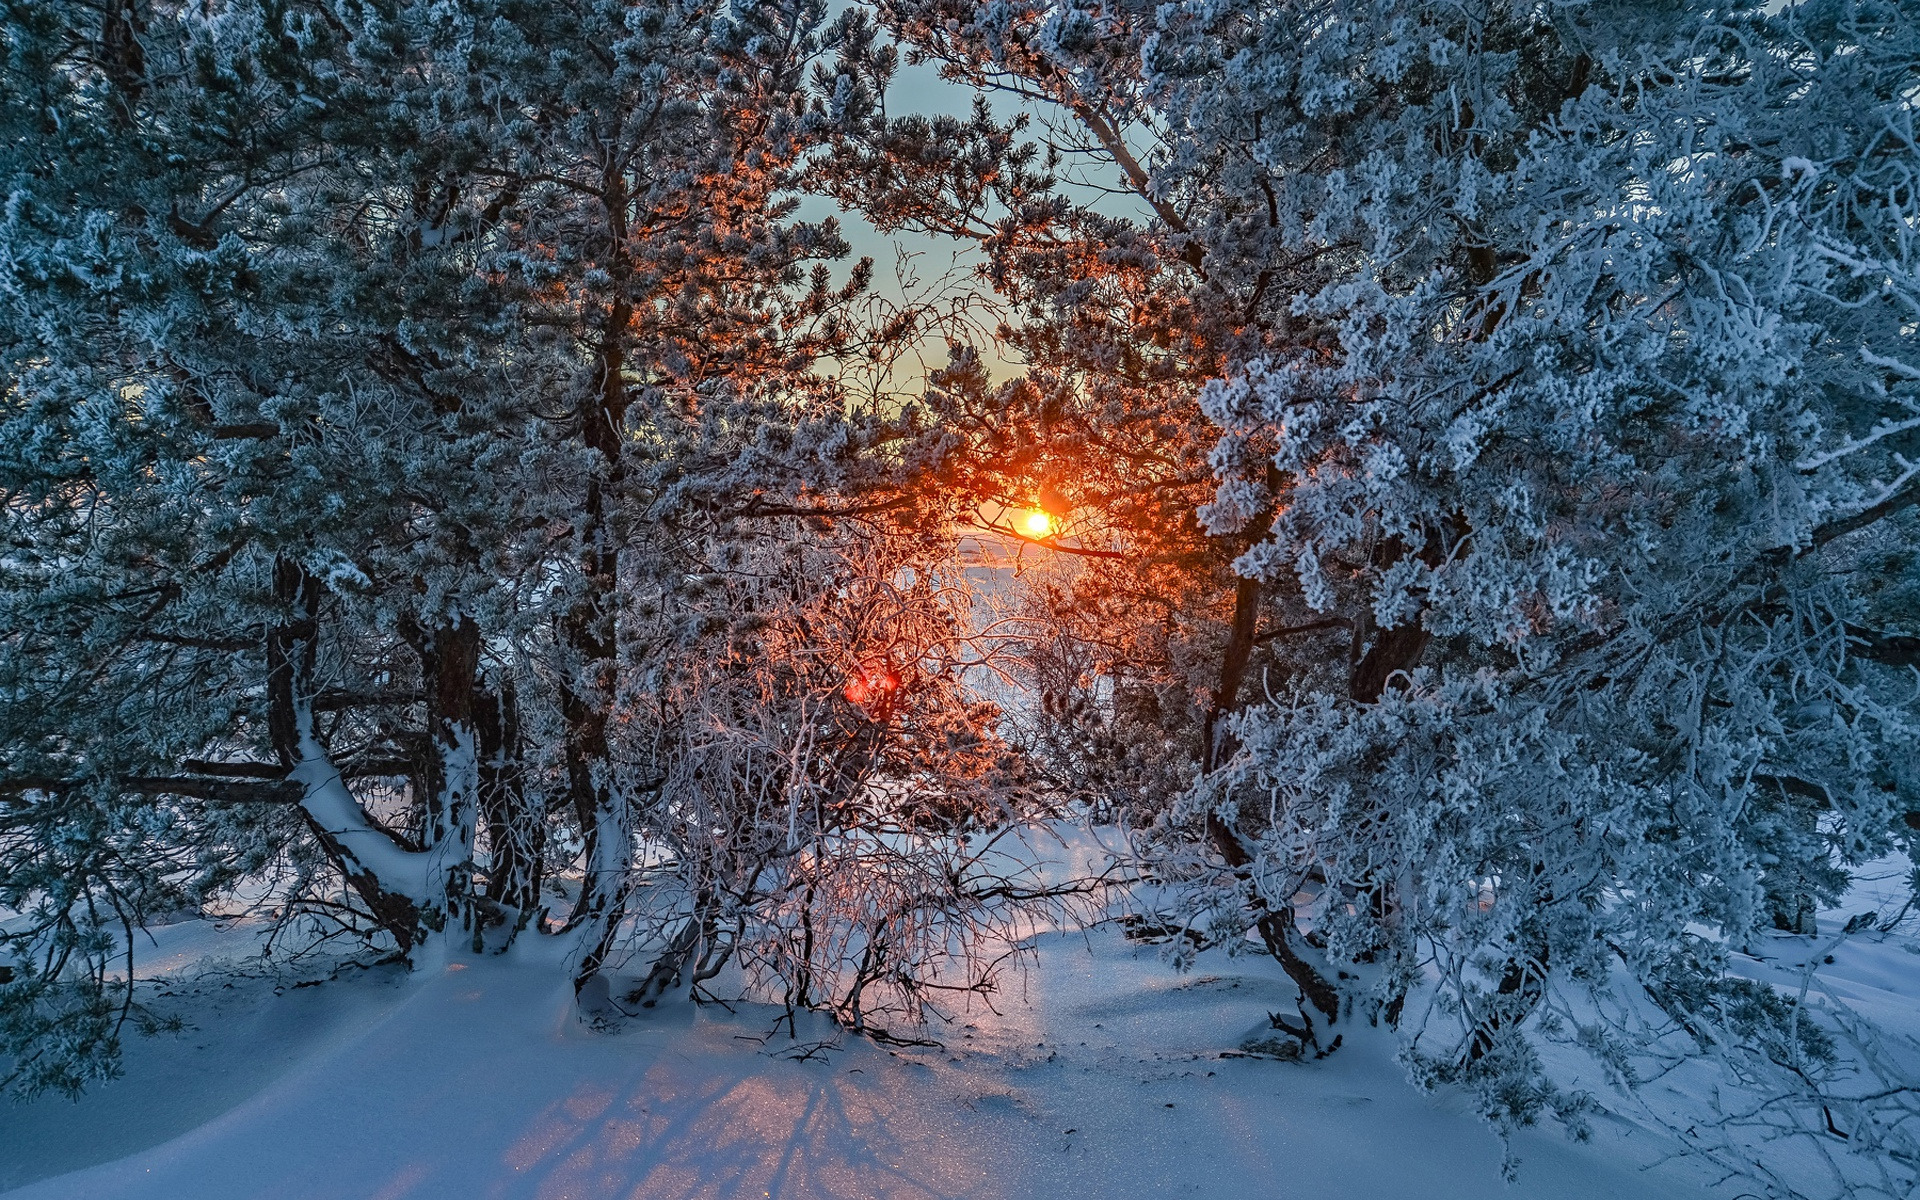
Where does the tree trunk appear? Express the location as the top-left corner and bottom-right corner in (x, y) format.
(269, 560), (421, 949)
(560, 182), (636, 986)
(271, 560), (480, 954)
(1201, 469), (1286, 770)
(1465, 918), (1549, 1065)
(403, 615), (483, 939)
(1198, 483), (1349, 1032)
(1349, 620), (1431, 705)
(476, 679), (541, 921)
(1205, 809), (1343, 1026)
(1202, 574), (1262, 773)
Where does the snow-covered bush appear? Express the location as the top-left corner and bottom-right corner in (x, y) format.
(608, 529), (1063, 1032)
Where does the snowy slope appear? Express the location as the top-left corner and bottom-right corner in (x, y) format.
(0, 918), (1723, 1200)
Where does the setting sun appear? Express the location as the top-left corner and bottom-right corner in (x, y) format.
(1021, 510), (1053, 537)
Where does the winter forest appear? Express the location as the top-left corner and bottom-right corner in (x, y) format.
(1, 0), (1918, 1197)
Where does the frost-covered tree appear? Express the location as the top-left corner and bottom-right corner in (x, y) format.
(848, 0), (1920, 1190)
(0, 0), (1046, 1096)
(1154, 0), (1918, 1071)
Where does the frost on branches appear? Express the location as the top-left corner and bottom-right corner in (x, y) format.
(1158, 1), (1920, 1192)
(845, 0), (1920, 1193)
(5, 0), (1919, 1193)
(0, 0), (1056, 1097)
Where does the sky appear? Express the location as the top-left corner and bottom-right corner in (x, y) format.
(797, 16), (1157, 395)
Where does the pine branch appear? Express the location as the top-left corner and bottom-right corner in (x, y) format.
(0, 775), (302, 803)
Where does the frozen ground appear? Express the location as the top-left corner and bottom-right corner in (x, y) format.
(4, 856), (1915, 1199)
(2, 922), (1730, 1200)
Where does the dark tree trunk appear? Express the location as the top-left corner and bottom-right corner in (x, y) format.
(1197, 480), (1350, 1031)
(402, 615), (483, 936)
(1465, 917), (1550, 1064)
(560, 189), (636, 983)
(1205, 809), (1342, 1025)
(1349, 620), (1431, 705)
(1201, 469), (1287, 771)
(476, 680), (542, 918)
(1202, 574), (1263, 773)
(265, 558), (318, 773)
(1339, 530), (1447, 961)
(101, 0), (147, 124)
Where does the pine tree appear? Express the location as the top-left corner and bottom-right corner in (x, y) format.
(847, 0), (1920, 1188)
(1, 0), (1044, 1095)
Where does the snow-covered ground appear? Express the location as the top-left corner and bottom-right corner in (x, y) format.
(2, 915), (1738, 1200)
(8, 843), (1918, 1199)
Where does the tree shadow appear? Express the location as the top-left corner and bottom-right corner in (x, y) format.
(485, 1010), (988, 1200)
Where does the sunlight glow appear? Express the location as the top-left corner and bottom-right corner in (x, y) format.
(1021, 510), (1053, 537)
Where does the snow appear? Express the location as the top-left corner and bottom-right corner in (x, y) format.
(2, 916), (1724, 1199)
(290, 744), (438, 906)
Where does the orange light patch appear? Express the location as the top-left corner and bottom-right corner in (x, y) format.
(843, 662), (901, 709)
(1021, 510), (1053, 537)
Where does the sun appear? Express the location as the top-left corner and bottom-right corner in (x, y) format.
(1021, 510), (1053, 537)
